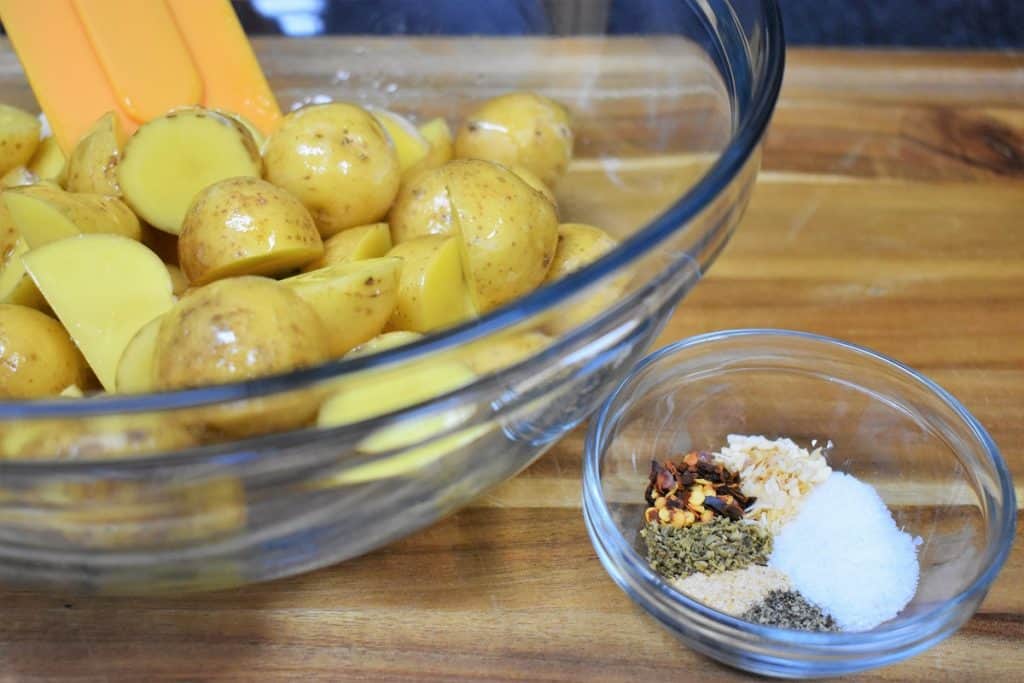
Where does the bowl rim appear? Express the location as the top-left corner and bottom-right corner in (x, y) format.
(583, 328), (1016, 653)
(0, 3), (786, 448)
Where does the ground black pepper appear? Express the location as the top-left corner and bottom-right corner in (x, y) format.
(741, 590), (839, 632)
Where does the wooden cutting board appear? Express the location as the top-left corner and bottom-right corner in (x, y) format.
(0, 43), (1021, 681)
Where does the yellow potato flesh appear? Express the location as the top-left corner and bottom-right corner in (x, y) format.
(418, 118), (454, 169)
(454, 92), (573, 186)
(370, 109), (430, 176)
(459, 330), (552, 375)
(115, 314), (162, 394)
(0, 105), (41, 176)
(317, 359), (482, 483)
(3, 185), (141, 248)
(387, 164), (454, 244)
(178, 177), (323, 285)
(27, 136), (66, 183)
(65, 111), (124, 195)
(445, 159), (559, 312)
(263, 103), (400, 237)
(119, 107), (261, 234)
(386, 235), (475, 333)
(302, 222), (392, 271)
(0, 304), (89, 398)
(23, 234), (175, 391)
(346, 331), (422, 358)
(283, 257), (401, 357)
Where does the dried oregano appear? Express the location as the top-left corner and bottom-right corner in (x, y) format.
(641, 516), (772, 580)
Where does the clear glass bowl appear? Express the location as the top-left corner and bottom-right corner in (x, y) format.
(0, 1), (784, 592)
(583, 329), (1016, 678)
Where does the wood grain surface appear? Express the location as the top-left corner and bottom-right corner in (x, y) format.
(1, 42), (1023, 681)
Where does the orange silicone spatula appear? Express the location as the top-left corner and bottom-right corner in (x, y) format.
(0, 0), (281, 153)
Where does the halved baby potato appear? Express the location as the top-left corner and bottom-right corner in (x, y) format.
(370, 108), (431, 177)
(302, 222), (392, 271)
(119, 107), (262, 234)
(178, 177), (323, 285)
(0, 104), (41, 176)
(0, 304), (89, 398)
(283, 257), (401, 357)
(386, 235), (475, 333)
(65, 111), (124, 195)
(3, 184), (141, 248)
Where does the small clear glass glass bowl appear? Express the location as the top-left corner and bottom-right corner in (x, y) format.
(583, 329), (1016, 678)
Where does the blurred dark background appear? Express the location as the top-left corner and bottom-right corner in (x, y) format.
(232, 0), (1024, 47)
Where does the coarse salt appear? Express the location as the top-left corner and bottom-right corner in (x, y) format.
(713, 434), (831, 533)
(672, 565), (790, 617)
(769, 471), (921, 631)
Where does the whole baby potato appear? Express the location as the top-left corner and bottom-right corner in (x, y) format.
(445, 160), (559, 312)
(153, 277), (331, 436)
(154, 276), (330, 390)
(0, 304), (89, 398)
(388, 164), (455, 244)
(179, 177), (324, 285)
(454, 92), (573, 186)
(264, 103), (400, 237)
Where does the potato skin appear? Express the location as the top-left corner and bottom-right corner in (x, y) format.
(454, 92), (573, 186)
(0, 304), (88, 398)
(153, 276), (330, 390)
(388, 164), (454, 244)
(179, 177), (323, 285)
(0, 104), (41, 176)
(445, 160), (559, 312)
(543, 223), (630, 334)
(264, 103), (400, 237)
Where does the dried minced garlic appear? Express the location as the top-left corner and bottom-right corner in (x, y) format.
(712, 435), (831, 533)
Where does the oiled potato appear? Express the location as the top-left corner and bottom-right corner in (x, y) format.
(0, 201), (43, 308)
(283, 257), (400, 357)
(0, 415), (199, 460)
(179, 177), (323, 285)
(370, 109), (430, 176)
(388, 164), (454, 244)
(459, 330), (552, 375)
(264, 103), (400, 237)
(0, 105), (41, 176)
(454, 92), (572, 186)
(302, 222), (392, 271)
(0, 304), (88, 398)
(0, 166), (36, 188)
(508, 164), (556, 207)
(387, 235), (475, 332)
(346, 330), (422, 358)
(65, 111), (123, 195)
(317, 358), (482, 483)
(445, 159), (559, 312)
(544, 223), (619, 281)
(115, 315), (162, 394)
(416, 118), (453, 171)
(154, 276), (330, 390)
(543, 223), (630, 334)
(119, 107), (262, 234)
(3, 184), (141, 248)
(153, 277), (331, 436)
(28, 136), (66, 183)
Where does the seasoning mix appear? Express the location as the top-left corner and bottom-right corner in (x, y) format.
(640, 435), (921, 633)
